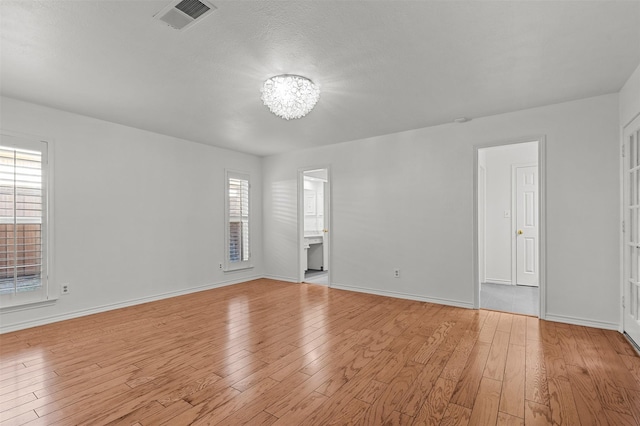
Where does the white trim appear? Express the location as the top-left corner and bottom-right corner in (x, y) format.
(483, 279), (512, 286)
(263, 274), (299, 283)
(223, 265), (254, 273)
(474, 148), (480, 309)
(331, 282), (474, 309)
(0, 298), (57, 314)
(478, 165), (487, 284)
(0, 275), (261, 334)
(619, 123), (626, 333)
(539, 139), (547, 319)
(3, 275), (622, 334)
(474, 136), (547, 318)
(545, 313), (618, 331)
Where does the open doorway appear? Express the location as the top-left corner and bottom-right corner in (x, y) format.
(299, 168), (330, 285)
(475, 140), (545, 317)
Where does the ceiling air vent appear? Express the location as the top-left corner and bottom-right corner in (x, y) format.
(154, 0), (216, 31)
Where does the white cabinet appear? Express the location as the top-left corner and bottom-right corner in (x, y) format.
(304, 236), (323, 271)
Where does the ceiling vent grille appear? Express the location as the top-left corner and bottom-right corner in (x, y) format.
(154, 0), (216, 31)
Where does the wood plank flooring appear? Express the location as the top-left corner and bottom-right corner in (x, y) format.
(1, 279), (639, 425)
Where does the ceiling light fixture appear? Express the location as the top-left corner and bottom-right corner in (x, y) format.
(261, 74), (320, 120)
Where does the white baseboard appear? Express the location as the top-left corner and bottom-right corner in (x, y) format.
(545, 313), (619, 330)
(1, 275), (262, 334)
(483, 278), (512, 285)
(15, 275), (618, 334)
(331, 282), (474, 309)
(263, 274), (299, 283)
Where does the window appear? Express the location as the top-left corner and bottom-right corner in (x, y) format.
(0, 134), (50, 308)
(225, 171), (250, 270)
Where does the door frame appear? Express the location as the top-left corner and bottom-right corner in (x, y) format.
(621, 112), (640, 336)
(478, 165), (486, 285)
(473, 136), (547, 319)
(298, 166), (332, 286)
(511, 163), (539, 287)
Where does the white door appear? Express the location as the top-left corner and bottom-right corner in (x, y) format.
(623, 115), (640, 346)
(515, 165), (539, 286)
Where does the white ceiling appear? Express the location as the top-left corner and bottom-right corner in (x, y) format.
(1, 1), (639, 157)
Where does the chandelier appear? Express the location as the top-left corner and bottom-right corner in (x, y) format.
(261, 74), (320, 120)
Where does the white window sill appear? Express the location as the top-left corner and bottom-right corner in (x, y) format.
(0, 295), (58, 313)
(224, 264), (254, 273)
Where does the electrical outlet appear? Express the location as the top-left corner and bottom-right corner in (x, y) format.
(61, 284), (70, 295)
(219, 263), (223, 270)
(394, 268), (400, 278)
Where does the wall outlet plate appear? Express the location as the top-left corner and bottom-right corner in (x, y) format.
(394, 268), (400, 278)
(61, 284), (70, 294)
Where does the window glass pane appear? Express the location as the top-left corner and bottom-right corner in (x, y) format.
(632, 133), (637, 169)
(631, 209), (636, 244)
(632, 171), (637, 206)
(636, 130), (640, 169)
(637, 165), (640, 207)
(632, 282), (637, 319)
(632, 246), (638, 281)
(0, 144), (44, 297)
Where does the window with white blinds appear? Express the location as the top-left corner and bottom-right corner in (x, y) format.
(225, 171), (250, 270)
(0, 135), (49, 307)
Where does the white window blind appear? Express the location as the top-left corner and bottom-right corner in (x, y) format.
(225, 171), (250, 270)
(0, 137), (49, 307)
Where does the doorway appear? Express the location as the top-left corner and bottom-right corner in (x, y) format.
(299, 168), (330, 285)
(475, 139), (545, 317)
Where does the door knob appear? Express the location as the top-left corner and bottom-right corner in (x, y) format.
(518, 230), (523, 235)
(323, 229), (328, 233)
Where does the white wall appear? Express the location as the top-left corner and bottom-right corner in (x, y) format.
(620, 63), (640, 127)
(263, 94), (620, 328)
(483, 142), (538, 284)
(0, 96), (263, 333)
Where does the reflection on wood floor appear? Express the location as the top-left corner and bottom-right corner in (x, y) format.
(1, 279), (639, 425)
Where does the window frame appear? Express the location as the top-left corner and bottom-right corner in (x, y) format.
(0, 132), (55, 310)
(224, 169), (252, 272)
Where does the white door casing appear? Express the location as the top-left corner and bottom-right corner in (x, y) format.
(298, 167), (331, 285)
(514, 165), (539, 287)
(323, 181), (330, 272)
(473, 138), (546, 316)
(623, 114), (640, 347)
(478, 166), (486, 284)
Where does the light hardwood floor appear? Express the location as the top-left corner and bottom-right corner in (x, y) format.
(1, 279), (640, 425)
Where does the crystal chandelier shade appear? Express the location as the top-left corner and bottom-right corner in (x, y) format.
(261, 74), (320, 120)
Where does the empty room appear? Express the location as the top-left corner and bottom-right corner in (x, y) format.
(1, 1), (640, 425)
